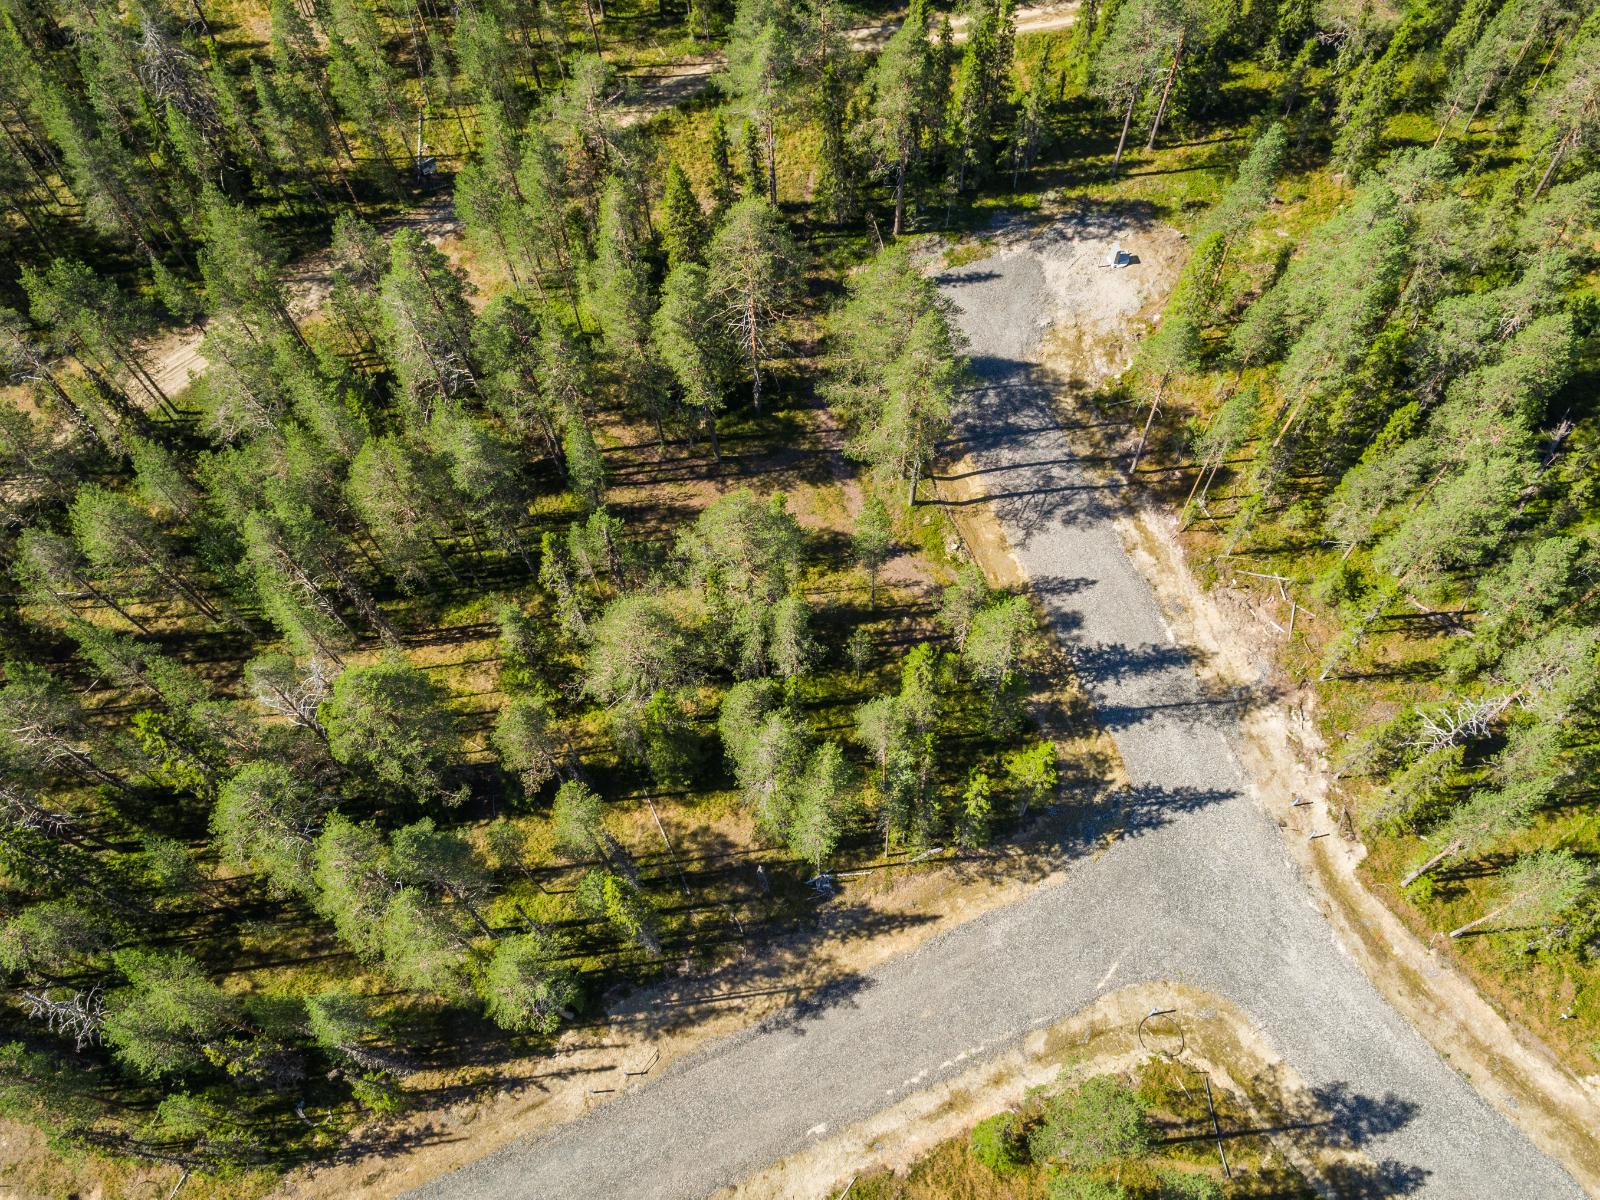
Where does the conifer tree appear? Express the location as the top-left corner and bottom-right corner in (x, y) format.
(198, 187), (305, 345)
(946, 0), (1016, 190)
(69, 484), (222, 622)
(484, 931), (580, 1033)
(380, 229), (479, 420)
(21, 259), (172, 416)
(661, 161), (708, 267)
(788, 741), (849, 871)
(707, 197), (803, 408)
(102, 949), (242, 1081)
(588, 175), (664, 442)
(654, 262), (737, 459)
(320, 657), (464, 802)
(707, 109), (740, 216)
(314, 814), (395, 959)
(853, 494), (894, 606)
(347, 434), (458, 589)
(724, 0), (799, 203)
(564, 413), (607, 511)
(865, 0), (935, 234)
(1090, 0), (1179, 175)
(494, 696), (568, 795)
(212, 762), (326, 898)
(473, 296), (564, 458)
(1449, 849), (1593, 938)
(584, 594), (691, 717)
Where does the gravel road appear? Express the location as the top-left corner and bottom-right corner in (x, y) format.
(404, 219), (1587, 1199)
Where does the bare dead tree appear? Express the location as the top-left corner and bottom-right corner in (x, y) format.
(21, 986), (105, 1051)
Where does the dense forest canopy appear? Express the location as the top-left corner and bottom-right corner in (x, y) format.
(0, 0), (1597, 1181)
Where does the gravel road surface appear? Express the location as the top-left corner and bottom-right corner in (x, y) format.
(403, 222), (1586, 1200)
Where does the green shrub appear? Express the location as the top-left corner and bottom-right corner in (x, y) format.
(1047, 1174), (1130, 1200)
(1157, 1167), (1224, 1199)
(969, 1110), (1025, 1173)
(1029, 1075), (1152, 1167)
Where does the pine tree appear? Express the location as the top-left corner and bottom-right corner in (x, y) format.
(432, 407), (532, 563)
(380, 229), (479, 420)
(313, 814), (395, 959)
(661, 161), (708, 267)
(707, 197), (803, 408)
(1089, 0), (1179, 175)
(483, 931), (580, 1032)
(654, 262), (737, 459)
(320, 657), (464, 802)
(380, 886), (472, 998)
(1448, 849), (1593, 938)
(347, 434), (459, 589)
(946, 0), (1017, 190)
(679, 489), (804, 672)
(719, 679), (808, 832)
(563, 413), (607, 511)
(198, 187), (306, 346)
(864, 0), (935, 234)
(21, 259), (172, 416)
(964, 595), (1036, 732)
(588, 175), (663, 442)
(212, 762), (326, 898)
(390, 817), (494, 936)
(494, 696), (568, 795)
(788, 740), (849, 871)
(575, 868), (660, 955)
(724, 0), (799, 203)
(1526, 17), (1600, 202)
(473, 296), (564, 458)
(69, 484), (222, 622)
(853, 494), (894, 606)
(0, 900), (108, 978)
(584, 594), (691, 716)
(829, 247), (968, 503)
(102, 949), (241, 1080)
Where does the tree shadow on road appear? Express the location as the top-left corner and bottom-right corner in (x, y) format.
(941, 356), (1127, 545)
(1071, 640), (1200, 686)
(1098, 782), (1237, 840)
(604, 898), (934, 1045)
(1308, 1081), (1422, 1150)
(1278, 1078), (1429, 1198)
(1322, 1161), (1431, 1197)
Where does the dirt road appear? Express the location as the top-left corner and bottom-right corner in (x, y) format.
(398, 214), (1588, 1200)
